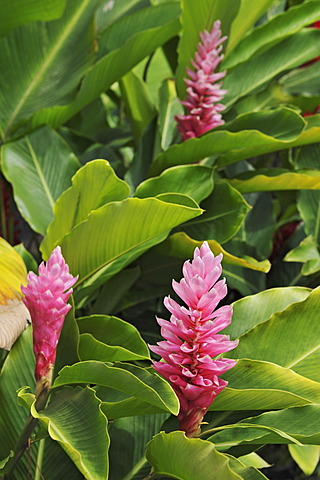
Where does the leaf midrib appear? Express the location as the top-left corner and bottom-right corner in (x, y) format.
(26, 137), (55, 208)
(4, 0), (90, 136)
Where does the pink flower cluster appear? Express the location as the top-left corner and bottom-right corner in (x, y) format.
(175, 20), (227, 141)
(22, 246), (78, 384)
(150, 242), (238, 437)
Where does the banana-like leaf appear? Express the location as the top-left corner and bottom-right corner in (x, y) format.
(225, 0), (275, 55)
(285, 235), (320, 276)
(227, 286), (320, 382)
(119, 70), (157, 143)
(134, 164), (214, 203)
(223, 29), (320, 108)
(179, 181), (250, 244)
(157, 232), (270, 272)
(288, 444), (320, 475)
(30, 6), (181, 130)
(207, 405), (320, 448)
(211, 359), (320, 411)
(149, 108), (305, 175)
(77, 315), (150, 362)
(229, 169), (320, 193)
(298, 189), (320, 245)
(227, 455), (269, 480)
(158, 79), (183, 150)
(0, 238), (29, 350)
(53, 361), (180, 415)
(2, 127), (80, 235)
(0, 328), (36, 478)
(0, 0), (66, 39)
(224, 286), (311, 340)
(41, 159), (130, 258)
(280, 61), (320, 96)
(29, 386), (109, 480)
(175, 0), (240, 98)
(146, 431), (242, 480)
(54, 197), (203, 286)
(109, 413), (168, 480)
(0, 0), (100, 139)
(224, 1), (320, 68)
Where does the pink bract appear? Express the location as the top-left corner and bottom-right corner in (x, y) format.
(149, 242), (238, 437)
(175, 20), (227, 141)
(21, 246), (78, 384)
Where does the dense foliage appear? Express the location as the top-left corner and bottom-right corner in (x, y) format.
(1, 0), (320, 478)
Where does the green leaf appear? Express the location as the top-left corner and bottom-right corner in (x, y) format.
(134, 164), (214, 203)
(223, 29), (320, 108)
(0, 0), (99, 139)
(158, 79), (183, 150)
(227, 286), (320, 382)
(56, 197), (203, 286)
(14, 244), (38, 273)
(109, 414), (168, 480)
(0, 451), (13, 470)
(175, 0), (240, 97)
(101, 396), (166, 419)
(1, 127), (80, 235)
(0, 0), (66, 39)
(285, 235), (320, 276)
(224, 1), (320, 67)
(150, 108), (305, 175)
(207, 405), (320, 448)
(288, 444), (320, 475)
(146, 431), (242, 480)
(0, 328), (37, 478)
(179, 181), (250, 244)
(41, 159), (130, 258)
(77, 315), (150, 362)
(53, 298), (80, 381)
(280, 61), (320, 96)
(225, 0), (275, 54)
(31, 6), (181, 130)
(229, 169), (320, 193)
(224, 286), (311, 340)
(237, 453), (270, 469)
(53, 361), (180, 415)
(31, 386), (109, 480)
(298, 190), (320, 244)
(211, 359), (320, 411)
(119, 70), (157, 143)
(227, 455), (269, 480)
(158, 232), (271, 272)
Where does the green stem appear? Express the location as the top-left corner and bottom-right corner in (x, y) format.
(34, 439), (45, 480)
(2, 383), (50, 479)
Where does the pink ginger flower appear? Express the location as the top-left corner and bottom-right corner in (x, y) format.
(175, 20), (227, 141)
(149, 242), (238, 437)
(21, 246), (78, 385)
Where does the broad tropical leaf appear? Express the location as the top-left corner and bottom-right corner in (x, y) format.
(53, 361), (180, 415)
(134, 164), (214, 203)
(77, 315), (150, 362)
(0, 0), (100, 139)
(146, 431), (242, 480)
(2, 127), (80, 234)
(227, 286), (320, 382)
(229, 169), (320, 193)
(0, 0), (66, 39)
(41, 159), (130, 257)
(30, 386), (109, 480)
(150, 108), (305, 175)
(224, 1), (320, 67)
(30, 5), (181, 129)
